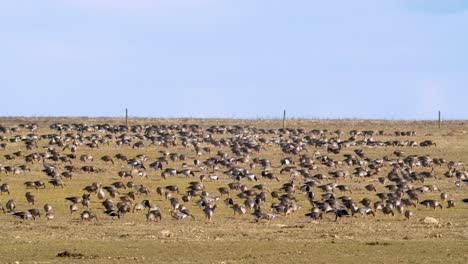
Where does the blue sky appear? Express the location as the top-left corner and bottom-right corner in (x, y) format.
(1, 0), (467, 119)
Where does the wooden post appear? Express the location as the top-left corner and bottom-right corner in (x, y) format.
(438, 111), (441, 129)
(125, 108), (128, 127)
(282, 110), (286, 129)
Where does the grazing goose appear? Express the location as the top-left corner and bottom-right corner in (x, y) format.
(10, 210), (34, 220)
(218, 187), (230, 197)
(65, 196), (82, 204)
(203, 204), (217, 222)
(46, 212), (55, 220)
(305, 207), (323, 220)
(24, 181), (39, 189)
(179, 205), (195, 220)
(0, 183), (10, 195)
(420, 199), (443, 210)
(146, 209), (162, 222)
(101, 199), (114, 212)
(104, 209), (120, 219)
(82, 198), (90, 208)
(365, 184), (376, 192)
(25, 192), (35, 205)
(101, 155), (114, 165)
(69, 203), (79, 214)
(117, 203), (131, 215)
(6, 199), (16, 212)
(80, 210), (98, 221)
(171, 210), (189, 220)
(252, 205), (278, 223)
(440, 192), (448, 201)
(447, 200), (455, 208)
(232, 204), (247, 215)
(28, 208), (41, 219)
(111, 181), (126, 189)
(330, 209), (350, 222)
(381, 204), (395, 216)
(44, 204), (53, 213)
(404, 210), (413, 221)
(133, 200), (151, 213)
(49, 179), (65, 188)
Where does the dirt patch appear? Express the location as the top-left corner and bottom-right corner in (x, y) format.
(365, 241), (391, 246)
(56, 250), (98, 259)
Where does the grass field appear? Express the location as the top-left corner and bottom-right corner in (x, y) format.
(0, 117), (467, 264)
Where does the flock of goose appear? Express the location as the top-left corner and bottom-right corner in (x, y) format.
(0, 123), (467, 225)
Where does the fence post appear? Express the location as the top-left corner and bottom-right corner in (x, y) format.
(125, 108), (128, 127)
(283, 110), (286, 129)
(438, 111), (441, 129)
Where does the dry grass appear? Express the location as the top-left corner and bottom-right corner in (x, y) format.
(0, 117), (467, 264)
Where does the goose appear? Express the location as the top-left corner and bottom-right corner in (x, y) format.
(24, 181), (38, 189)
(117, 203), (131, 215)
(331, 209), (350, 221)
(351, 204), (375, 217)
(232, 204), (247, 215)
(118, 170), (133, 179)
(101, 155), (114, 165)
(420, 199), (443, 210)
(179, 205), (195, 220)
(169, 198), (180, 210)
(440, 192), (448, 201)
(203, 204), (217, 222)
(97, 188), (105, 200)
(381, 204), (395, 216)
(0, 183), (10, 195)
(25, 192), (35, 205)
(83, 182), (100, 193)
(133, 200), (151, 213)
(46, 212), (55, 220)
(218, 187), (229, 197)
(5, 199), (16, 212)
(447, 200), (455, 208)
(305, 207), (323, 220)
(261, 171), (280, 181)
(146, 209), (162, 222)
(245, 173), (258, 181)
(65, 196), (82, 204)
(80, 210), (98, 221)
(61, 172), (73, 179)
(224, 198), (234, 206)
(10, 210), (34, 220)
(171, 209), (189, 220)
(365, 184), (376, 192)
(149, 161), (164, 170)
(336, 185), (352, 193)
(136, 185), (151, 195)
(252, 207), (278, 223)
(102, 199), (114, 211)
(104, 209), (120, 219)
(49, 178), (65, 189)
(81, 198), (90, 208)
(404, 210), (413, 221)
(28, 208), (41, 219)
(44, 204), (53, 213)
(34, 181), (46, 189)
(208, 174), (219, 181)
(70, 203), (79, 214)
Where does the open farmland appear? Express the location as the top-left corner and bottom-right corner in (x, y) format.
(0, 117), (467, 264)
